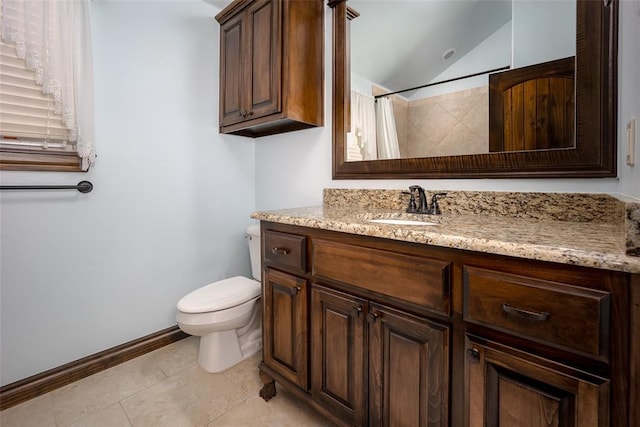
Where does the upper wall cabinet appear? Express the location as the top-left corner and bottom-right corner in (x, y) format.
(216, 0), (324, 138)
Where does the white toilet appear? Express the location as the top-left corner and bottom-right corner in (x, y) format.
(176, 224), (262, 373)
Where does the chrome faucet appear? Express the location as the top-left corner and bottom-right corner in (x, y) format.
(405, 186), (447, 214)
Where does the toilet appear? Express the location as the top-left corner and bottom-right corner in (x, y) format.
(176, 224), (262, 373)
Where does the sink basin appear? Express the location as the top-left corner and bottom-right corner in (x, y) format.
(367, 218), (439, 226)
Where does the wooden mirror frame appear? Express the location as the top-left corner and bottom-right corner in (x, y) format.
(329, 0), (618, 179)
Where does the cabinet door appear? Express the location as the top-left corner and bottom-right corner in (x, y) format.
(263, 268), (308, 390)
(245, 0), (281, 119)
(465, 336), (609, 427)
(219, 11), (246, 127)
(368, 304), (450, 427)
(311, 286), (367, 426)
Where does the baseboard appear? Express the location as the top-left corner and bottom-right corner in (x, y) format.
(0, 325), (188, 411)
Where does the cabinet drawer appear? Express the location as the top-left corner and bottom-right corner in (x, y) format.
(263, 230), (307, 273)
(312, 239), (451, 315)
(463, 266), (610, 357)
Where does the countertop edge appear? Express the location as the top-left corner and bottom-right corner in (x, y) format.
(251, 209), (640, 275)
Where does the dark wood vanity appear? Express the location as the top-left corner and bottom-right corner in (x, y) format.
(257, 221), (639, 427)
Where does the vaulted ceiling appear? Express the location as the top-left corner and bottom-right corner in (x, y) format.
(349, 0), (512, 93)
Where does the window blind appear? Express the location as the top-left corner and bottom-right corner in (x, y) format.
(0, 40), (72, 149)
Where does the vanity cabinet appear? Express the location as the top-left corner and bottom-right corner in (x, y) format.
(462, 265), (614, 426)
(310, 286), (366, 425)
(215, 0), (323, 138)
(462, 266), (610, 359)
(262, 268), (308, 392)
(367, 303), (449, 426)
(464, 335), (609, 427)
(310, 286), (449, 426)
(260, 230), (308, 398)
(257, 222), (637, 427)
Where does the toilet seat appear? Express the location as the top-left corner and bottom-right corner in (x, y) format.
(177, 276), (261, 313)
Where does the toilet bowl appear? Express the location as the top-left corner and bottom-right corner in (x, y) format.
(176, 225), (262, 373)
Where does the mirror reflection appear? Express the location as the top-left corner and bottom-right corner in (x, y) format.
(346, 0), (576, 162)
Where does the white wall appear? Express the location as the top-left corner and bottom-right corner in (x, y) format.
(0, 0), (256, 385)
(617, 0), (640, 197)
(255, 2), (638, 211)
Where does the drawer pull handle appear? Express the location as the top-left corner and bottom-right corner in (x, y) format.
(271, 247), (290, 256)
(502, 303), (549, 321)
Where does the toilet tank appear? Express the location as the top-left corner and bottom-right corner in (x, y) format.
(246, 224), (261, 281)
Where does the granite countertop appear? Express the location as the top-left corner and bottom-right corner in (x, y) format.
(251, 205), (640, 274)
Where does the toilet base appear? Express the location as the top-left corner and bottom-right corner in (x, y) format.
(197, 331), (261, 373)
(186, 298), (262, 373)
(198, 330), (241, 373)
(196, 304), (262, 373)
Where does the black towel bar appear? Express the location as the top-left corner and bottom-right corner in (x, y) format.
(0, 180), (93, 193)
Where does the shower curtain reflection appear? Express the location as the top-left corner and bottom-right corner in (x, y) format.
(376, 97), (401, 159)
(347, 91), (377, 161)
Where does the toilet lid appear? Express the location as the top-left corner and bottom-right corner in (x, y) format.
(177, 276), (261, 313)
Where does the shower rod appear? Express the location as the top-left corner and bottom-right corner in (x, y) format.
(374, 65), (511, 99)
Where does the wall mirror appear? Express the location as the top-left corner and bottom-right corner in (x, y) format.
(329, 0), (618, 179)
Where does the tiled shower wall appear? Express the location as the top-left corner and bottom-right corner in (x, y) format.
(390, 86), (490, 158)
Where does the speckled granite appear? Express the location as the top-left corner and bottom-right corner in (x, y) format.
(626, 201), (640, 256)
(323, 189), (625, 223)
(323, 189), (408, 210)
(323, 188), (640, 257)
(254, 189), (640, 273)
(251, 206), (640, 274)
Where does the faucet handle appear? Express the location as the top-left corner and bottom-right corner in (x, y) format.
(429, 193), (448, 215)
(403, 190), (418, 213)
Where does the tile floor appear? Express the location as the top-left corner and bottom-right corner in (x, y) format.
(1, 337), (334, 427)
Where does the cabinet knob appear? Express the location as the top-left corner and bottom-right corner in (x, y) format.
(366, 311), (380, 324)
(467, 347), (480, 363)
(289, 286), (301, 296)
(352, 306), (363, 317)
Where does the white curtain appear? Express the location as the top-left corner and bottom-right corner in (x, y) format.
(376, 97), (400, 160)
(348, 91), (378, 161)
(1, 0), (95, 170)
